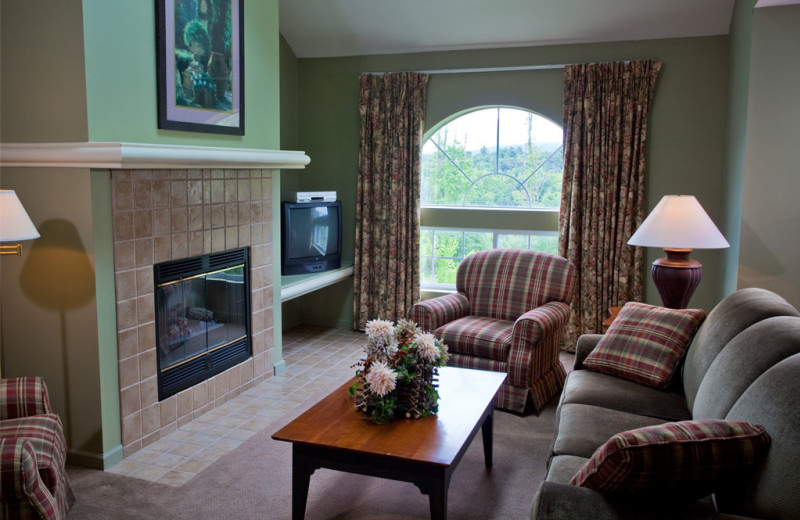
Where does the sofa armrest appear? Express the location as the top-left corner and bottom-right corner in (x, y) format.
(0, 437), (59, 520)
(411, 292), (470, 332)
(531, 481), (718, 520)
(0, 377), (53, 420)
(573, 334), (604, 370)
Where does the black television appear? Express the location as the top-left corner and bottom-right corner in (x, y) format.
(281, 201), (342, 275)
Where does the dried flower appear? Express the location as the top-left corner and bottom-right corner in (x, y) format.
(415, 332), (440, 362)
(365, 361), (397, 397)
(365, 319), (395, 338)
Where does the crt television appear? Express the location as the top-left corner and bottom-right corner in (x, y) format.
(281, 201), (342, 275)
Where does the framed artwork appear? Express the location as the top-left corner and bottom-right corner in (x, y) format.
(156, 0), (244, 135)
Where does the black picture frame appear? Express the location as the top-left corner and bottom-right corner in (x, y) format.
(156, 0), (244, 135)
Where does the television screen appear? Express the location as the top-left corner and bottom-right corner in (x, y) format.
(282, 201), (342, 275)
(287, 205), (340, 259)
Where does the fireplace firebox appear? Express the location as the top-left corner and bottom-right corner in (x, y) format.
(154, 248), (251, 400)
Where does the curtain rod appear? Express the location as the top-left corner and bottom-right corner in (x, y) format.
(364, 63), (567, 75)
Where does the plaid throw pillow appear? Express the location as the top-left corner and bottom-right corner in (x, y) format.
(571, 420), (771, 498)
(584, 302), (706, 388)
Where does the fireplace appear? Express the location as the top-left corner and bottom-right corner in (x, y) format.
(154, 248), (251, 400)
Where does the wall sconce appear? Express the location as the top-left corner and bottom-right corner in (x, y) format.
(0, 190), (40, 256)
(628, 195), (729, 309)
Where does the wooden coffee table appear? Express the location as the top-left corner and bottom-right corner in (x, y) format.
(272, 366), (506, 519)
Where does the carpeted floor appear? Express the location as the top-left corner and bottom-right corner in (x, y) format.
(66, 386), (558, 519)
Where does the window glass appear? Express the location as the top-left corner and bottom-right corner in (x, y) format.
(420, 107), (563, 289)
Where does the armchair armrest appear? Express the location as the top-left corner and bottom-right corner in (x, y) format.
(573, 334), (604, 370)
(514, 301), (571, 343)
(506, 301), (571, 388)
(532, 481), (718, 520)
(411, 292), (470, 332)
(0, 377), (53, 421)
(0, 437), (59, 520)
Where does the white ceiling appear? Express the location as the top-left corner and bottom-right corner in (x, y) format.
(280, 0), (736, 59)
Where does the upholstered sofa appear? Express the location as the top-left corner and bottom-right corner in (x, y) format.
(532, 288), (800, 519)
(411, 249), (576, 414)
(0, 376), (75, 520)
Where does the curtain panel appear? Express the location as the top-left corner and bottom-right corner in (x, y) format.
(353, 73), (428, 330)
(558, 60), (662, 349)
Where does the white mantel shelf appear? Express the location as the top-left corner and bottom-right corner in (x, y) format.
(0, 142), (310, 170)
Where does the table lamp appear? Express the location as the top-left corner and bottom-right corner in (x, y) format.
(628, 195), (729, 309)
(0, 190), (40, 256)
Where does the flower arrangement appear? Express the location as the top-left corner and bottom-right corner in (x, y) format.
(348, 318), (449, 424)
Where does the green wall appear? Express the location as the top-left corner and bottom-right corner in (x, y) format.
(720, 0), (757, 296)
(291, 36), (730, 329)
(1, 0), (282, 467)
(82, 0), (280, 149)
(737, 4), (800, 307)
(0, 0), (88, 142)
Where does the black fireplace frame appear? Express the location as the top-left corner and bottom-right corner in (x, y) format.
(154, 247), (252, 401)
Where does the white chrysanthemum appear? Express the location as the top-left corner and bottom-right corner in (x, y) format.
(414, 332), (440, 362)
(365, 361), (397, 397)
(365, 319), (395, 339)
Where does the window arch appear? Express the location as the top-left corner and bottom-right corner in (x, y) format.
(421, 107), (564, 209)
(420, 106), (564, 289)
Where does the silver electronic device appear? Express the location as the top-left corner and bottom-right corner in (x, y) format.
(294, 191), (337, 202)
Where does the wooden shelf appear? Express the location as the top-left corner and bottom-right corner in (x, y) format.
(280, 260), (354, 302)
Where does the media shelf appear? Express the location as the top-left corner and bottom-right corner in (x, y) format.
(280, 259), (354, 302)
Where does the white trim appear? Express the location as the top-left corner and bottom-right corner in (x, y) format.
(280, 261), (355, 302)
(0, 142), (311, 170)
(754, 0), (800, 7)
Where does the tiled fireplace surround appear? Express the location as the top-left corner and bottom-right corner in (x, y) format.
(111, 168), (275, 458)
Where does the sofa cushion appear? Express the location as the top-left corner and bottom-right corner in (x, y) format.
(552, 403), (665, 459)
(562, 369), (691, 422)
(583, 302), (705, 389)
(682, 288), (800, 412)
(570, 419), (771, 499)
(435, 316), (513, 360)
(694, 316), (800, 420)
(721, 354), (800, 518)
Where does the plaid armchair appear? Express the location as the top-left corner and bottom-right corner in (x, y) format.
(412, 249), (576, 414)
(0, 377), (75, 520)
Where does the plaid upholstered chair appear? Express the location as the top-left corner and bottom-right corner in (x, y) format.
(411, 249), (576, 414)
(0, 376), (75, 520)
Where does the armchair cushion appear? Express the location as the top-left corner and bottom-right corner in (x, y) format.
(584, 302), (706, 389)
(570, 419), (771, 499)
(457, 249), (576, 321)
(0, 376), (53, 420)
(435, 316), (513, 361)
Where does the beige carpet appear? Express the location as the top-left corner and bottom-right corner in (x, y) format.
(66, 389), (557, 520)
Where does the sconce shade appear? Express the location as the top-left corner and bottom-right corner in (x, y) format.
(628, 195), (729, 249)
(0, 190), (40, 242)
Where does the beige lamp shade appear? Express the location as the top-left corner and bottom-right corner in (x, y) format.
(0, 190), (40, 242)
(628, 195), (729, 249)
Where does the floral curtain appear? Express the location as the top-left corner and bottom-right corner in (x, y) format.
(353, 72), (428, 330)
(558, 60), (662, 349)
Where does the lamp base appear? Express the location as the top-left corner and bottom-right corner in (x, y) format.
(651, 249), (702, 309)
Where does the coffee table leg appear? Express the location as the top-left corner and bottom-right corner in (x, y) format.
(292, 446), (312, 520)
(428, 473), (450, 520)
(481, 407), (494, 467)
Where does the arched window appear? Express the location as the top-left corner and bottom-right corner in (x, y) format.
(420, 106), (563, 289)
